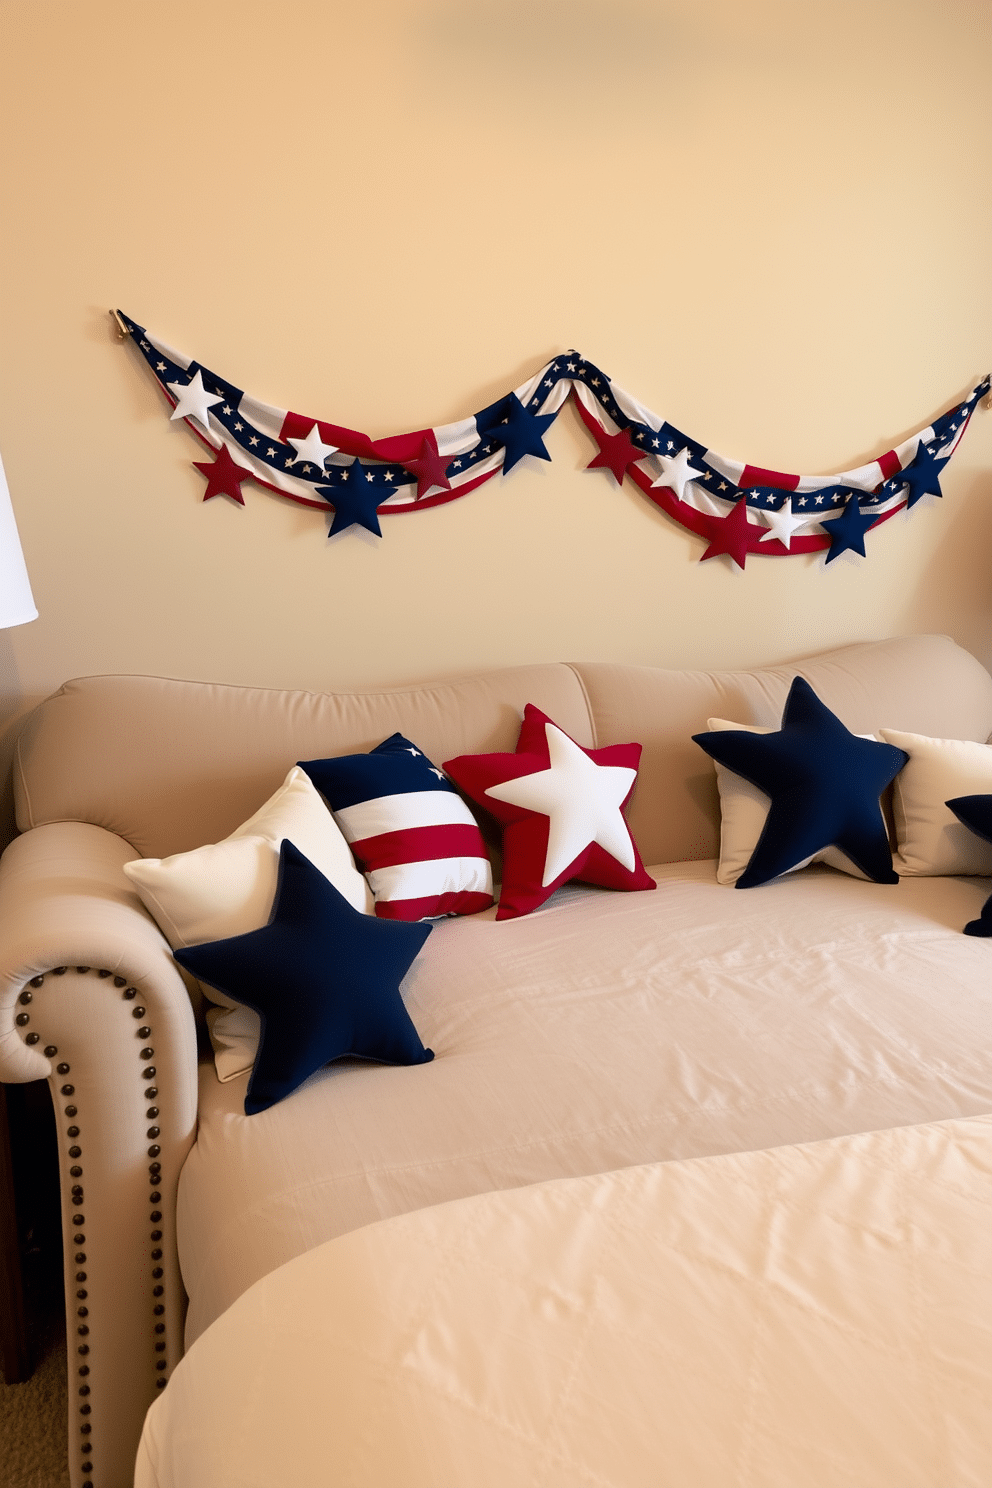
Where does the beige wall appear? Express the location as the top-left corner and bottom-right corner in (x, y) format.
(1, 0), (990, 753)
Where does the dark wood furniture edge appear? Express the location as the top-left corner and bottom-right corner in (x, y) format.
(0, 1080), (30, 1383)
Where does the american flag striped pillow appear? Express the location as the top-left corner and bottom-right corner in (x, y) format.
(300, 734), (494, 921)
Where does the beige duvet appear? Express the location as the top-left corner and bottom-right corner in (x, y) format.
(141, 1111), (992, 1487)
(177, 861), (992, 1347)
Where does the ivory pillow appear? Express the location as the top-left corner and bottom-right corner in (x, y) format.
(877, 728), (992, 876)
(124, 766), (372, 1080)
(706, 718), (873, 885)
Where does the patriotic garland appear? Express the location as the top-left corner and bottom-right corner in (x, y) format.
(117, 311), (989, 570)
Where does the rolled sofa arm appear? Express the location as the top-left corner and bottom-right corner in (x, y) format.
(0, 823), (199, 1488)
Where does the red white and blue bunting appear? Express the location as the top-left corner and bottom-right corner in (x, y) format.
(117, 311), (988, 570)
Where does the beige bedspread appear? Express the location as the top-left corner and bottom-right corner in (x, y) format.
(140, 1113), (992, 1487)
(177, 861), (992, 1347)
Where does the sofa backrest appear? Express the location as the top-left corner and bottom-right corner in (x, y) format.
(13, 634), (992, 867)
(576, 634), (992, 866)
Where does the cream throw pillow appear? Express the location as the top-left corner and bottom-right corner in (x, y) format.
(707, 718), (871, 885)
(877, 728), (992, 876)
(124, 766), (372, 1080)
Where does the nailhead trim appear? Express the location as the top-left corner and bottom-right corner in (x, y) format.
(18, 962), (177, 1451)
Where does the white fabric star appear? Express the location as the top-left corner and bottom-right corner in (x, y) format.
(485, 724), (636, 886)
(758, 497), (817, 549)
(650, 446), (707, 501)
(167, 370), (224, 430)
(287, 423), (338, 470)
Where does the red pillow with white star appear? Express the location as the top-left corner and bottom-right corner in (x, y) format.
(443, 706), (655, 920)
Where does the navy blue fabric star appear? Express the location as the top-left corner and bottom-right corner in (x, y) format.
(475, 392), (556, 473)
(174, 841), (433, 1114)
(693, 677), (908, 889)
(946, 794), (992, 935)
(885, 441), (946, 510)
(317, 459), (383, 537)
(821, 495), (881, 563)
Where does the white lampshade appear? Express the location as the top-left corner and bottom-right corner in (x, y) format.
(0, 449), (37, 627)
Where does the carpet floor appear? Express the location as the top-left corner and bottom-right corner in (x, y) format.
(0, 1241), (69, 1488)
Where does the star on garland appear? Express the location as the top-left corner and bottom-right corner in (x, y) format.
(287, 422), (338, 472)
(318, 459), (383, 537)
(193, 443), (254, 504)
(167, 368), (224, 429)
(700, 496), (762, 569)
(758, 496), (815, 550)
(651, 446), (707, 501)
(403, 436), (453, 499)
(584, 423), (644, 486)
(479, 393), (556, 474)
(883, 440), (946, 509)
(821, 495), (882, 563)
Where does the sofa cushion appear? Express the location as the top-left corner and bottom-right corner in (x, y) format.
(175, 842), (434, 1115)
(693, 679), (907, 888)
(696, 681), (910, 886)
(704, 717), (878, 885)
(300, 733), (493, 920)
(878, 728), (992, 877)
(123, 766), (371, 1082)
(945, 796), (992, 934)
(444, 705), (654, 919)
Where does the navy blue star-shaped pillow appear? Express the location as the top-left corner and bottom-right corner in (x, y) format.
(946, 794), (992, 935)
(174, 840), (434, 1114)
(693, 677), (908, 889)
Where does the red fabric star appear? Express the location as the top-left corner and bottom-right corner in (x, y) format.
(193, 443), (254, 504)
(402, 436), (452, 499)
(584, 423), (644, 486)
(699, 497), (760, 569)
(444, 705), (655, 921)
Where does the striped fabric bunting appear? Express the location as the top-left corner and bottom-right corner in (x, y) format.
(117, 311), (989, 569)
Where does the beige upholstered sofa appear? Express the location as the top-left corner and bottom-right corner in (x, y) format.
(3, 633), (992, 1488)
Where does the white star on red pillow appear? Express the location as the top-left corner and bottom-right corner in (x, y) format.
(444, 705), (655, 920)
